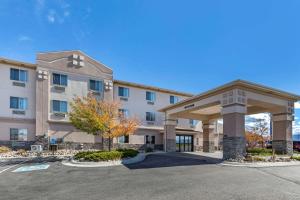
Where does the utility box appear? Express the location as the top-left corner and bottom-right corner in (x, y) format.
(31, 145), (43, 152)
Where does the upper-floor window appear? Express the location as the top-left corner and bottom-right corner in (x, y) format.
(189, 119), (198, 127)
(119, 109), (129, 118)
(118, 87), (129, 97)
(10, 68), (28, 82)
(10, 97), (27, 110)
(146, 91), (156, 102)
(10, 128), (28, 141)
(52, 100), (68, 113)
(89, 80), (103, 92)
(170, 95), (179, 104)
(146, 112), (155, 121)
(53, 73), (68, 86)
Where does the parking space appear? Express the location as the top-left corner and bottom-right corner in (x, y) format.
(0, 153), (300, 200)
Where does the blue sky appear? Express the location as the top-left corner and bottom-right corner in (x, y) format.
(1, 0), (300, 133)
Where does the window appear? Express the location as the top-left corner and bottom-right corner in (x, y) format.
(53, 73), (68, 86)
(52, 100), (68, 113)
(89, 80), (103, 92)
(170, 95), (179, 104)
(10, 68), (28, 82)
(146, 91), (156, 102)
(10, 128), (27, 141)
(151, 136), (155, 144)
(145, 135), (150, 144)
(119, 135), (129, 143)
(146, 112), (155, 121)
(119, 109), (129, 118)
(189, 119), (198, 127)
(118, 87), (129, 97)
(10, 97), (27, 110)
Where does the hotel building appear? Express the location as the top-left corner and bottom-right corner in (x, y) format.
(0, 50), (222, 152)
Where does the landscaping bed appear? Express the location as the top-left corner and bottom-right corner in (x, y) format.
(74, 149), (139, 162)
(245, 148), (299, 162)
(0, 146), (85, 159)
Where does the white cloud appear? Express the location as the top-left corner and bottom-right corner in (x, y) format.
(47, 9), (56, 23)
(295, 102), (300, 109)
(64, 10), (70, 17)
(18, 35), (32, 42)
(35, 0), (71, 24)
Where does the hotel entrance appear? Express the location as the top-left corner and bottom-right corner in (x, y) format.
(176, 135), (193, 152)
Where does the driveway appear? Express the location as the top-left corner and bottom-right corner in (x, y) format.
(0, 153), (300, 200)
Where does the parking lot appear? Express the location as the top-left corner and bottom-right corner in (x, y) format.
(1, 153), (300, 200)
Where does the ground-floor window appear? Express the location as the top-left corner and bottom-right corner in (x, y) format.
(145, 135), (155, 144)
(118, 135), (129, 143)
(176, 135), (193, 152)
(10, 128), (28, 141)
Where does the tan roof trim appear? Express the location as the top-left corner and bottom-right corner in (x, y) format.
(114, 80), (194, 97)
(159, 79), (300, 112)
(37, 50), (113, 72)
(0, 57), (36, 69)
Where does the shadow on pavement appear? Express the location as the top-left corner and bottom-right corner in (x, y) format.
(125, 152), (223, 169)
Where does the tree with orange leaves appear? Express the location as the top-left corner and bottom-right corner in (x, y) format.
(245, 131), (264, 148)
(69, 94), (139, 151)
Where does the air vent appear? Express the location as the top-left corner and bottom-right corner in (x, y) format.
(53, 85), (66, 92)
(120, 97), (128, 101)
(12, 81), (26, 87)
(91, 90), (101, 95)
(12, 110), (25, 115)
(53, 112), (66, 118)
(147, 101), (155, 105)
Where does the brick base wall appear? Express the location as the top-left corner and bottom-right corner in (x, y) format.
(223, 136), (246, 160)
(273, 140), (293, 155)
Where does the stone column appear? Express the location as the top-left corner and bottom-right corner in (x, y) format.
(272, 113), (293, 155)
(202, 120), (216, 152)
(221, 89), (247, 160)
(164, 118), (177, 152)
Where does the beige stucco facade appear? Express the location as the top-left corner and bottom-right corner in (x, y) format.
(0, 50), (206, 150)
(1, 51), (296, 158)
(160, 80), (300, 159)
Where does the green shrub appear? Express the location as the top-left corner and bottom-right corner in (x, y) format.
(291, 156), (300, 161)
(247, 148), (272, 156)
(74, 149), (139, 162)
(0, 146), (11, 153)
(117, 148), (139, 158)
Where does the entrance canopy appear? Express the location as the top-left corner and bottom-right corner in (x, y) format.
(160, 80), (300, 160)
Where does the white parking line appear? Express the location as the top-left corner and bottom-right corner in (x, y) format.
(0, 160), (29, 175)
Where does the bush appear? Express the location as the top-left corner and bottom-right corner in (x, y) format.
(247, 148), (272, 156)
(74, 149), (139, 162)
(291, 156), (300, 161)
(0, 146), (11, 153)
(116, 148), (139, 158)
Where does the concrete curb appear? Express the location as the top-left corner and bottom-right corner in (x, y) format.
(219, 161), (300, 168)
(62, 153), (147, 168)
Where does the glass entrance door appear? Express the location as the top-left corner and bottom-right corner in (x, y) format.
(175, 135), (193, 152)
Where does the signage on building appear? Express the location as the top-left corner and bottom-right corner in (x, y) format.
(184, 104), (195, 109)
(50, 137), (57, 145)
